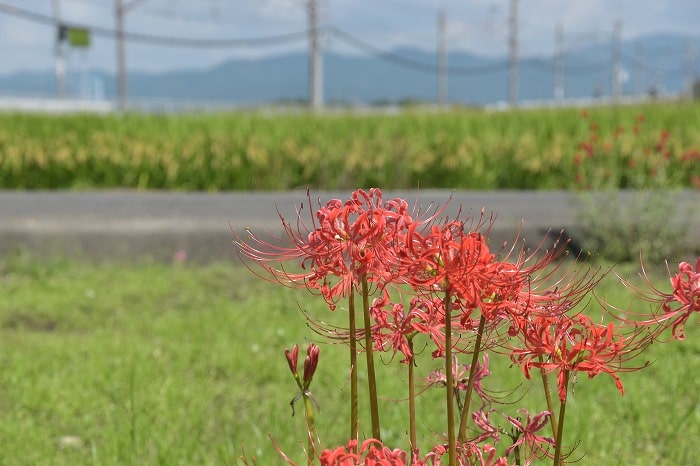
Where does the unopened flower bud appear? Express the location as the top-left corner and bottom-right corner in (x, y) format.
(285, 345), (299, 376)
(303, 344), (320, 388)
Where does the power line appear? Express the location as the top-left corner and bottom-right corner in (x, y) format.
(329, 26), (508, 76)
(0, 1), (309, 48)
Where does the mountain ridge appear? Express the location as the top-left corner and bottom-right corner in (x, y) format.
(1, 32), (697, 106)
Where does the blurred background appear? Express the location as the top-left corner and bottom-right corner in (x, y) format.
(0, 0), (698, 113)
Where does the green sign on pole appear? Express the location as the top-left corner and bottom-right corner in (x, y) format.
(67, 28), (90, 48)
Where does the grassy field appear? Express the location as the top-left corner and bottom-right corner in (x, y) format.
(0, 252), (697, 465)
(1, 102), (699, 190)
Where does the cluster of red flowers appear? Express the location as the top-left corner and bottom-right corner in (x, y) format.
(509, 313), (653, 402)
(317, 439), (508, 466)
(236, 188), (698, 466)
(236, 188), (414, 309)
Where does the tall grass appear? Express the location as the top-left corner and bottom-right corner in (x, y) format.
(1, 102), (698, 190)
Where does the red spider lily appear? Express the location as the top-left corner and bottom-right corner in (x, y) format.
(398, 217), (524, 358)
(611, 257), (700, 340)
(369, 293), (417, 364)
(649, 258), (698, 340)
(409, 296), (449, 358)
(509, 313), (653, 402)
(422, 442), (509, 466)
(273, 438), (512, 466)
(661, 258), (700, 339)
(401, 217), (576, 332)
(370, 293), (450, 362)
(503, 409), (555, 461)
(457, 260), (528, 327)
(471, 408), (501, 444)
(503, 260), (608, 338)
(401, 220), (496, 303)
(317, 439), (363, 465)
(318, 439), (407, 466)
(234, 188), (415, 309)
(427, 354), (493, 406)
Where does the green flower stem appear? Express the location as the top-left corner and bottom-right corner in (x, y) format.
(444, 290), (456, 466)
(407, 336), (417, 454)
(457, 313), (486, 442)
(361, 275), (382, 441)
(552, 370), (570, 466)
(302, 393), (317, 466)
(349, 291), (359, 448)
(538, 356), (559, 441)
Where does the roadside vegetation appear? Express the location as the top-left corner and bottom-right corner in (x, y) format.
(0, 102), (698, 190)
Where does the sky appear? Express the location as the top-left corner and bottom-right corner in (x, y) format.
(0, 0), (698, 76)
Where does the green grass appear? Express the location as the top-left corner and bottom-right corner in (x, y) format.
(0, 253), (697, 465)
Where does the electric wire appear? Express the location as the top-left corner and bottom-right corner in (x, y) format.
(0, 1), (309, 47)
(329, 26), (509, 76)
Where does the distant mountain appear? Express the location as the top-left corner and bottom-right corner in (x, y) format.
(1, 33), (697, 107)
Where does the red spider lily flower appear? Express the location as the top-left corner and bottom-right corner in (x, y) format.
(401, 220), (496, 303)
(369, 294), (417, 364)
(318, 439), (361, 465)
(459, 260), (528, 326)
(314, 438), (510, 466)
(503, 261), (608, 340)
(510, 313), (653, 402)
(661, 258), (700, 339)
(479, 445), (509, 466)
(401, 218), (575, 331)
(426, 354), (469, 389)
(371, 294), (453, 362)
(639, 258), (700, 340)
(503, 409), (555, 461)
(319, 439), (408, 466)
(408, 296), (448, 358)
(471, 408), (501, 444)
(423, 442), (509, 466)
(493, 229), (605, 316)
(427, 354), (492, 405)
(235, 188), (424, 310)
(612, 257), (700, 340)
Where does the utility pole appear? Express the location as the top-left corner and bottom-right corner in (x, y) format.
(554, 23), (564, 103)
(115, 0), (152, 111)
(52, 0), (66, 98)
(611, 20), (622, 103)
(635, 40), (645, 96)
(508, 0), (518, 107)
(437, 9), (447, 107)
(684, 37), (697, 99)
(307, 0), (323, 111)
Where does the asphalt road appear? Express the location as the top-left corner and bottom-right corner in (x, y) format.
(0, 190), (696, 262)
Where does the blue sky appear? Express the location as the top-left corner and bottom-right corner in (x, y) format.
(0, 0), (698, 75)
